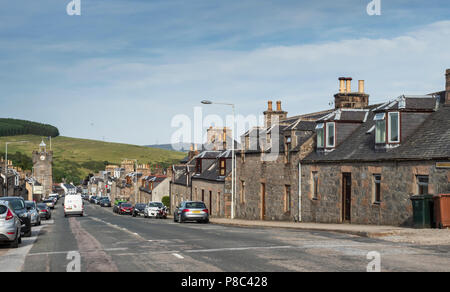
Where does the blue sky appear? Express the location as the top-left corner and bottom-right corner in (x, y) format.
(1, 0), (450, 145)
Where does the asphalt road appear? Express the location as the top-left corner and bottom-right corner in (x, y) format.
(1, 200), (450, 272)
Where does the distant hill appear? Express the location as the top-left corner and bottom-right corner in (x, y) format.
(0, 135), (185, 185)
(0, 118), (59, 137)
(145, 143), (203, 152)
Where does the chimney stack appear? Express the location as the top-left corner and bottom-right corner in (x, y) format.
(334, 77), (369, 109)
(358, 80), (365, 93)
(446, 69), (450, 106)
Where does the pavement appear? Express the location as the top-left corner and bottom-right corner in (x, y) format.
(1, 200), (450, 272)
(208, 218), (450, 245)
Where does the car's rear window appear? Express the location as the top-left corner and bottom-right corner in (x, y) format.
(3, 199), (25, 210)
(186, 202), (206, 209)
(0, 205), (7, 214)
(122, 203), (132, 207)
(25, 202), (35, 209)
(149, 202), (163, 208)
(44, 200), (53, 203)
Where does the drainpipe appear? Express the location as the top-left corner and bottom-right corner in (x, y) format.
(298, 161), (302, 222)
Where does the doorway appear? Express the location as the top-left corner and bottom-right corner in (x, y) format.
(342, 173), (352, 222)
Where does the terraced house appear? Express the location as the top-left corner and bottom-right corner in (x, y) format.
(236, 70), (450, 226)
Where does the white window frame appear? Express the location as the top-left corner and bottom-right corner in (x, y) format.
(325, 122), (336, 148)
(388, 112), (400, 143)
(316, 123), (324, 148)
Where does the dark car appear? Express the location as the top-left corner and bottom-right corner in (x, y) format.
(1, 197), (32, 237)
(89, 196), (98, 204)
(37, 203), (52, 220)
(99, 198), (111, 207)
(118, 203), (133, 215)
(132, 203), (146, 217)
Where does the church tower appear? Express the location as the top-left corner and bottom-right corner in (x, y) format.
(32, 140), (53, 197)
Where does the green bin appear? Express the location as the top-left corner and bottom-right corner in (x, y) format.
(410, 195), (435, 228)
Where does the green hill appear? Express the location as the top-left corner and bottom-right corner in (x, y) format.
(0, 118), (59, 137)
(0, 135), (185, 184)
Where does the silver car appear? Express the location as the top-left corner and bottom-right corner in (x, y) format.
(0, 200), (22, 248)
(174, 201), (209, 223)
(25, 201), (41, 226)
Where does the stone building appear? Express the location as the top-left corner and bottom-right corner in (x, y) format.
(139, 175), (170, 203)
(32, 140), (53, 197)
(235, 71), (450, 226)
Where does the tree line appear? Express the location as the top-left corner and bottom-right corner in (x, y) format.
(0, 118), (60, 137)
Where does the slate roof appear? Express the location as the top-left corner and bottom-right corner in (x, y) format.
(303, 103), (450, 163)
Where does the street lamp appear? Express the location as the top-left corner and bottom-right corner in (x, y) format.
(4, 140), (29, 196)
(201, 99), (236, 219)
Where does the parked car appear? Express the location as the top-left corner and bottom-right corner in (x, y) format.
(132, 203), (147, 217)
(99, 198), (111, 207)
(89, 196), (98, 204)
(36, 203), (51, 220)
(174, 201), (209, 224)
(64, 195), (84, 217)
(0, 200), (22, 248)
(96, 197), (107, 205)
(43, 199), (55, 209)
(25, 201), (41, 226)
(144, 202), (167, 219)
(1, 197), (32, 237)
(118, 203), (133, 215)
(48, 194), (59, 203)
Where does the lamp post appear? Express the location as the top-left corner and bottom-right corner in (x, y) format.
(201, 100), (236, 219)
(4, 141), (28, 196)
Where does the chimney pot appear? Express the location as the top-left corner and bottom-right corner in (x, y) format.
(276, 101), (282, 111)
(268, 101), (273, 111)
(339, 77), (346, 93)
(346, 77), (352, 93)
(358, 80), (365, 93)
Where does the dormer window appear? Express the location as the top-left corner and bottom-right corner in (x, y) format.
(388, 112), (400, 143)
(374, 113), (386, 144)
(195, 159), (202, 174)
(316, 123), (324, 148)
(219, 158), (226, 176)
(326, 122), (335, 148)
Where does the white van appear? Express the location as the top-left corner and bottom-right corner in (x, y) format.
(64, 195), (84, 217)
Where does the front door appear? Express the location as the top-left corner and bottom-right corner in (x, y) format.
(342, 173), (352, 222)
(209, 191), (212, 216)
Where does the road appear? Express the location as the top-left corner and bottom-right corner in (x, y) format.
(1, 200), (450, 272)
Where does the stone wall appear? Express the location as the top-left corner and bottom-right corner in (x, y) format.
(191, 179), (226, 218)
(170, 183), (191, 213)
(301, 160), (450, 226)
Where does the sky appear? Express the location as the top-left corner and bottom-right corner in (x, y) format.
(1, 0), (450, 145)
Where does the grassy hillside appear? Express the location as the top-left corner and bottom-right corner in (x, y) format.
(0, 135), (185, 184)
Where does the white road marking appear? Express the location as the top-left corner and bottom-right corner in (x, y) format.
(27, 247), (129, 256)
(172, 253), (184, 259)
(184, 245), (293, 253)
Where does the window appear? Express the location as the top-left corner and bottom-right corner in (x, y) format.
(417, 175), (429, 195)
(284, 185), (291, 213)
(316, 123), (324, 148)
(195, 159), (202, 174)
(388, 112), (400, 143)
(285, 136), (292, 163)
(312, 172), (319, 200)
(240, 181), (246, 203)
(219, 159), (226, 176)
(326, 122), (335, 148)
(374, 113), (386, 144)
(373, 174), (382, 203)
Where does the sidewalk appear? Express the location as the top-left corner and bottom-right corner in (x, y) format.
(209, 218), (450, 245)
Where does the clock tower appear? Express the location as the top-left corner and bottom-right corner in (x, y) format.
(32, 140), (53, 198)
